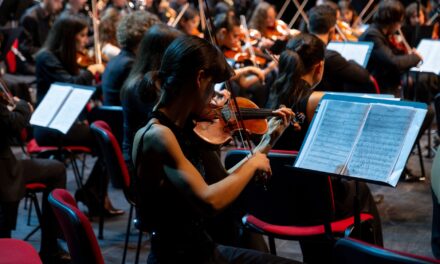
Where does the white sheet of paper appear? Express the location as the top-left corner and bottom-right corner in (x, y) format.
(295, 100), (369, 173)
(327, 42), (371, 67)
(30, 84), (72, 127)
(346, 104), (415, 183)
(411, 39), (440, 74)
(49, 88), (94, 134)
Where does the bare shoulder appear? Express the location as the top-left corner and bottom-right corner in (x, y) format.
(136, 119), (180, 154)
(306, 91), (325, 122)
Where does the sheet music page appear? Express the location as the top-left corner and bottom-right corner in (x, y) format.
(346, 104), (415, 183)
(327, 42), (370, 67)
(411, 39), (440, 74)
(30, 84), (72, 127)
(295, 100), (369, 173)
(49, 88), (94, 134)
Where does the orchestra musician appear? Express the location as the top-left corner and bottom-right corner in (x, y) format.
(213, 12), (277, 107)
(0, 91), (69, 263)
(132, 34), (301, 264)
(33, 15), (124, 217)
(17, 0), (63, 74)
(99, 7), (123, 60)
(120, 24), (182, 181)
(306, 5), (377, 93)
(102, 10), (160, 106)
(176, 5), (203, 37)
(358, 0), (422, 94)
(266, 32), (383, 264)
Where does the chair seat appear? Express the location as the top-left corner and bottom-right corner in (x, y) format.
(0, 238), (42, 264)
(25, 183), (47, 192)
(243, 213), (374, 238)
(27, 139), (92, 154)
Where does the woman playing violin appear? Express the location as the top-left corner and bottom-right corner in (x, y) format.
(177, 6), (203, 38)
(133, 35), (299, 264)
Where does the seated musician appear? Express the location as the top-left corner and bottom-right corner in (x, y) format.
(213, 12), (277, 107)
(307, 4), (377, 93)
(133, 35), (301, 264)
(0, 90), (68, 263)
(358, 0), (422, 95)
(102, 10), (160, 106)
(266, 33), (383, 264)
(176, 6), (203, 38)
(17, 0), (63, 74)
(34, 15), (124, 217)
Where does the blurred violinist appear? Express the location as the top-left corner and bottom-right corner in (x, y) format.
(60, 0), (89, 18)
(404, 2), (439, 40)
(176, 6), (203, 37)
(359, 0), (422, 94)
(33, 15), (123, 218)
(338, 0), (358, 27)
(213, 12), (277, 107)
(99, 8), (122, 60)
(102, 10), (160, 106)
(307, 5), (377, 93)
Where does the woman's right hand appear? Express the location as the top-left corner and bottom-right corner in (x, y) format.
(87, 63), (105, 75)
(247, 151), (271, 175)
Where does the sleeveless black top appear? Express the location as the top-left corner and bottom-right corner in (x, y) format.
(135, 110), (223, 263)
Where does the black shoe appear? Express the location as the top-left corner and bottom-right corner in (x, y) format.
(75, 188), (124, 217)
(40, 248), (71, 264)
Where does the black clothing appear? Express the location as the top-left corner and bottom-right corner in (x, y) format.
(35, 49), (94, 105)
(102, 49), (135, 106)
(316, 49), (376, 93)
(18, 4), (54, 63)
(0, 98), (66, 254)
(269, 79), (312, 151)
(120, 75), (157, 173)
(134, 111), (299, 264)
(359, 24), (421, 93)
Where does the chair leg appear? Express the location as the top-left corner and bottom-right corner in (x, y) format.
(26, 195), (33, 226)
(122, 205), (134, 264)
(70, 154), (84, 189)
(268, 236), (277, 255)
(24, 193), (43, 241)
(135, 229), (143, 264)
(417, 142), (426, 180)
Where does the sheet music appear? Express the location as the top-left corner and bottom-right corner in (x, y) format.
(49, 88), (94, 134)
(411, 39), (440, 74)
(297, 100), (369, 173)
(346, 104), (415, 182)
(327, 42), (371, 67)
(30, 84), (72, 127)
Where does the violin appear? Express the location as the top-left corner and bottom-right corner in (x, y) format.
(76, 50), (108, 68)
(333, 20), (358, 42)
(223, 47), (268, 66)
(194, 97), (304, 145)
(266, 19), (298, 41)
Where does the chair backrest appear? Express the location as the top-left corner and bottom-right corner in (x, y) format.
(333, 238), (440, 264)
(90, 121), (132, 201)
(432, 151), (440, 202)
(88, 106), (124, 145)
(224, 149), (334, 227)
(48, 189), (105, 264)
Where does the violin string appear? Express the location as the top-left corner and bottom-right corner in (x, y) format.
(202, 0), (254, 152)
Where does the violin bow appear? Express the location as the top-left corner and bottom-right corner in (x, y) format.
(335, 23), (349, 42)
(353, 0), (374, 28)
(277, 0), (291, 20)
(91, 0), (102, 64)
(170, 3), (189, 27)
(201, 0), (255, 152)
(0, 78), (15, 107)
(291, 0), (309, 26)
(363, 2), (379, 25)
(198, 0), (207, 32)
(239, 15), (259, 67)
(288, 0), (309, 29)
(397, 28), (412, 53)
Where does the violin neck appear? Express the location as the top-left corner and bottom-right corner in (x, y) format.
(237, 108), (275, 120)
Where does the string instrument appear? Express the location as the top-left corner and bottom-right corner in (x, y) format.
(223, 47), (268, 66)
(0, 78), (15, 107)
(389, 29), (412, 55)
(334, 20), (358, 42)
(194, 97), (304, 145)
(266, 19), (299, 41)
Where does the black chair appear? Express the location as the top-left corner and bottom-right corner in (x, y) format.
(333, 237), (439, 264)
(224, 149), (376, 261)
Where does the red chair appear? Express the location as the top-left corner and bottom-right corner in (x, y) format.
(224, 149), (377, 260)
(48, 189), (105, 264)
(90, 121), (140, 264)
(0, 238), (42, 264)
(333, 237), (440, 264)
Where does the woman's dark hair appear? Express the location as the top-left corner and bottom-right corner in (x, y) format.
(373, 0), (405, 26)
(270, 33), (325, 109)
(177, 5), (199, 30)
(149, 35), (234, 106)
(212, 12), (240, 34)
(338, 0), (358, 25)
(43, 15), (88, 75)
(121, 24), (182, 103)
